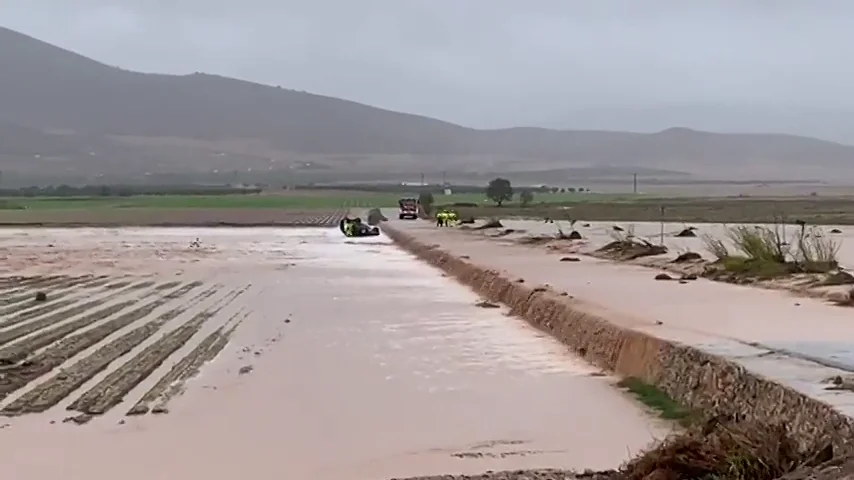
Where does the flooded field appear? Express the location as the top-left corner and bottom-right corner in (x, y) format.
(0, 227), (666, 480)
(482, 219), (854, 266)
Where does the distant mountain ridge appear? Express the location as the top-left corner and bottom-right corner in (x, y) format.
(1, 25), (853, 183)
(540, 104), (854, 146)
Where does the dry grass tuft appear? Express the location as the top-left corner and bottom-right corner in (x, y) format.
(620, 418), (832, 480)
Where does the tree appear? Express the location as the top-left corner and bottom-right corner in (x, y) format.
(418, 191), (435, 215)
(520, 190), (534, 206)
(486, 178), (513, 206)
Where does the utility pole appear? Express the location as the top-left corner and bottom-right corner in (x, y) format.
(633, 173), (638, 195)
(420, 173), (425, 186)
(442, 171), (446, 185)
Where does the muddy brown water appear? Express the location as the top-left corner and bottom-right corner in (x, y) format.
(0, 228), (666, 479)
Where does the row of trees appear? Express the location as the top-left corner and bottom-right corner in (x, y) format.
(416, 178), (585, 213)
(486, 178), (590, 206)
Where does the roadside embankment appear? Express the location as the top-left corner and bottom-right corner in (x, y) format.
(382, 221), (854, 460)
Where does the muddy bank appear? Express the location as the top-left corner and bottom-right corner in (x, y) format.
(393, 469), (593, 479)
(382, 224), (854, 459)
(470, 219), (854, 303)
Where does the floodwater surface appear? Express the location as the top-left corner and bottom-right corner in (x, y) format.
(0, 228), (666, 480)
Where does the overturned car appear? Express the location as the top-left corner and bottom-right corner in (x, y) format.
(339, 217), (380, 237)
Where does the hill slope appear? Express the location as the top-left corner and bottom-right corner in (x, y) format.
(0, 26), (852, 182)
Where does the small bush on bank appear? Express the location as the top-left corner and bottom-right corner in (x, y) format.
(703, 223), (840, 279)
(702, 232), (730, 260)
(728, 225), (788, 263)
(796, 226), (840, 272)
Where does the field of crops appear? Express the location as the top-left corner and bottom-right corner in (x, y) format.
(0, 190), (608, 212)
(0, 208), (349, 227)
(0, 274), (250, 423)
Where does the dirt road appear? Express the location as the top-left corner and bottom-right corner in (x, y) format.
(0, 227), (666, 479)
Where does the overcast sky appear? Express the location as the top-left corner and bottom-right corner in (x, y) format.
(3, 1), (854, 128)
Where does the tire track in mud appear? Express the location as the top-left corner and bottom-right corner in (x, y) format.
(68, 286), (249, 416)
(0, 284), (217, 415)
(128, 310), (248, 415)
(0, 280), (155, 337)
(0, 282), (205, 408)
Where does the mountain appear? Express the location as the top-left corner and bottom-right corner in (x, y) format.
(1, 25), (853, 185)
(539, 104), (854, 146)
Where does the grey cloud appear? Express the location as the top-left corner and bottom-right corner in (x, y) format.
(3, 1), (854, 130)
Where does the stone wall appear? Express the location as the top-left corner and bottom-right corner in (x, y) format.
(383, 225), (854, 455)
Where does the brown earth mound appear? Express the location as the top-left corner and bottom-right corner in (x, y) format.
(559, 230), (583, 240)
(382, 224), (854, 477)
(367, 208), (388, 226)
(474, 219), (504, 230)
(597, 240), (668, 261)
(673, 251), (703, 263)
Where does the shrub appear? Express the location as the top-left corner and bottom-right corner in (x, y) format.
(704, 222), (840, 278)
(795, 226), (840, 271)
(702, 232), (729, 260)
(727, 225), (788, 263)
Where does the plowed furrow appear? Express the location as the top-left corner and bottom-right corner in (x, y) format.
(0, 277), (25, 289)
(23, 276), (80, 290)
(128, 311), (246, 415)
(1, 277), (55, 289)
(0, 281), (156, 345)
(0, 287), (26, 298)
(0, 301), (139, 366)
(0, 276), (104, 311)
(0, 285), (217, 415)
(68, 286), (247, 415)
(0, 282), (205, 405)
(9, 276), (81, 292)
(154, 281), (182, 291)
(0, 282), (204, 365)
(0, 276), (59, 294)
(0, 277), (120, 319)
